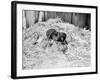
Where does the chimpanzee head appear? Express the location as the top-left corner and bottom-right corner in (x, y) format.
(57, 32), (66, 42)
(46, 29), (67, 44)
(46, 29), (58, 40)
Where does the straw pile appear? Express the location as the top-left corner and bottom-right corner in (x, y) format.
(22, 18), (91, 69)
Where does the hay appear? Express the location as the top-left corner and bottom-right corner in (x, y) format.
(22, 18), (91, 69)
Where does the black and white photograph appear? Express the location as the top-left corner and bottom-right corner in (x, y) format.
(11, 1), (97, 79)
(22, 10), (91, 69)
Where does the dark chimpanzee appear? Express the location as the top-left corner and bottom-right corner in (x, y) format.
(46, 29), (67, 45)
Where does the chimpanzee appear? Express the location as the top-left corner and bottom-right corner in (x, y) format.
(46, 29), (67, 45)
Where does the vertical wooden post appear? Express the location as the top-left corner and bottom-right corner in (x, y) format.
(25, 11), (39, 28)
(72, 13), (87, 28)
(64, 12), (72, 23)
(22, 11), (26, 29)
(38, 11), (44, 22)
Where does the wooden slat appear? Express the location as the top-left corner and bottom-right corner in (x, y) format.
(72, 13), (87, 28)
(64, 12), (72, 23)
(25, 11), (39, 28)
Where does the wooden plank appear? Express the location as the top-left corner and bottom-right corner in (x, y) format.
(22, 11), (26, 29)
(25, 10), (39, 28)
(46, 11), (56, 20)
(64, 12), (72, 23)
(72, 13), (87, 28)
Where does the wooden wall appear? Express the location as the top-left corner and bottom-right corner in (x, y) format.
(23, 11), (90, 29)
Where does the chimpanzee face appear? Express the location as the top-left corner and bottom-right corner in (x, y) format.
(52, 32), (59, 41)
(55, 32), (66, 42)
